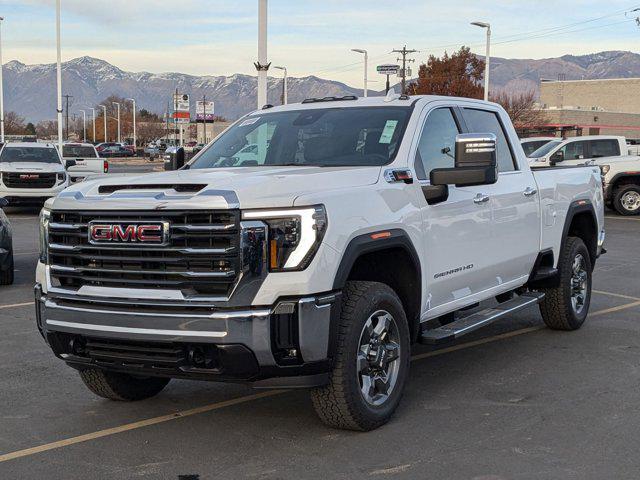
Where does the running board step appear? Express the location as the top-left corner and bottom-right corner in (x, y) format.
(419, 292), (545, 345)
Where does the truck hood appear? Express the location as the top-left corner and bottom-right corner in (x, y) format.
(0, 162), (65, 173)
(52, 166), (382, 210)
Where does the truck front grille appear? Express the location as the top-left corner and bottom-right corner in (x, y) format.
(2, 172), (57, 189)
(48, 210), (241, 297)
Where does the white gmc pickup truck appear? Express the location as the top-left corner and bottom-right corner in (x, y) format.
(35, 94), (605, 431)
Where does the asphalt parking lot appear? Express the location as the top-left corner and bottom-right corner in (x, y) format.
(1, 209), (640, 479)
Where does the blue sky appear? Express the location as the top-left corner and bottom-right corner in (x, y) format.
(3, 0), (640, 87)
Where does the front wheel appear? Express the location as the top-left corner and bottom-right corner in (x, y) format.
(539, 236), (592, 330)
(311, 281), (410, 431)
(79, 369), (170, 401)
(613, 184), (640, 216)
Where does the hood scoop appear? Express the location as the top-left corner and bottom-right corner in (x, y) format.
(98, 183), (207, 194)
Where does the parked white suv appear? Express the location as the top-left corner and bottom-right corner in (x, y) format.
(0, 143), (70, 205)
(35, 95), (605, 431)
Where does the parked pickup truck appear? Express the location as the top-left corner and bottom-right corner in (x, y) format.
(35, 95), (605, 431)
(528, 135), (636, 167)
(61, 143), (109, 182)
(598, 158), (640, 215)
(0, 142), (70, 205)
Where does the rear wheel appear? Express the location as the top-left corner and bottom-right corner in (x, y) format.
(79, 369), (170, 401)
(310, 281), (410, 431)
(613, 184), (640, 216)
(539, 237), (592, 330)
(0, 252), (14, 285)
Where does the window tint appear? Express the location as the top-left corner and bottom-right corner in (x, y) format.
(590, 139), (619, 158)
(558, 141), (585, 161)
(463, 108), (516, 172)
(522, 140), (551, 157)
(414, 108), (459, 180)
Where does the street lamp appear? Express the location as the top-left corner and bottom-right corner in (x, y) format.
(126, 98), (136, 149)
(99, 104), (107, 142)
(55, 0), (63, 151)
(273, 66), (287, 105)
(112, 102), (121, 143)
(351, 49), (368, 98)
(79, 109), (86, 142)
(0, 17), (5, 143)
(89, 107), (96, 143)
(471, 21), (491, 101)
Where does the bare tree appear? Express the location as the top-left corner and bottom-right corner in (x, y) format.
(4, 112), (26, 135)
(35, 120), (59, 140)
(490, 90), (549, 131)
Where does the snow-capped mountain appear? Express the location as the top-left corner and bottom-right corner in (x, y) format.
(3, 56), (364, 122)
(5, 51), (640, 122)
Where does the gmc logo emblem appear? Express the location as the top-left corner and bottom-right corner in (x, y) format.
(88, 221), (169, 245)
(20, 174), (40, 180)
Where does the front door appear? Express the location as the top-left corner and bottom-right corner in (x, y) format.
(412, 106), (497, 318)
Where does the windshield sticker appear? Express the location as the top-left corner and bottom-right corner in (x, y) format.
(240, 117), (260, 127)
(379, 120), (398, 144)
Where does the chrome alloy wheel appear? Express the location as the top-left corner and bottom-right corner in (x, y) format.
(621, 191), (640, 212)
(357, 310), (401, 406)
(570, 253), (589, 314)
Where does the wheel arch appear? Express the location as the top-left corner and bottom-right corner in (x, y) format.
(562, 200), (598, 268)
(333, 229), (422, 342)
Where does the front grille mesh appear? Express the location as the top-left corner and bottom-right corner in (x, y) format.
(2, 172), (57, 189)
(48, 210), (241, 297)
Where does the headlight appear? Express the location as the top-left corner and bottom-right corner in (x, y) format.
(242, 205), (327, 271)
(600, 165), (610, 175)
(39, 207), (51, 263)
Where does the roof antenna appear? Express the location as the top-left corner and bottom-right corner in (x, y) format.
(384, 88), (401, 102)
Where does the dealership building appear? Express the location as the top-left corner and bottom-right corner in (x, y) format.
(537, 78), (640, 138)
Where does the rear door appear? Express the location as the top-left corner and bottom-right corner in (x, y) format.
(461, 106), (540, 287)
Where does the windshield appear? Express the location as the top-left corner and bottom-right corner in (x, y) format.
(522, 139), (553, 157)
(529, 140), (561, 158)
(0, 146), (61, 164)
(189, 107), (410, 169)
(62, 145), (97, 158)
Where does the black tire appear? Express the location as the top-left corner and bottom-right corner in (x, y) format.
(0, 253), (14, 285)
(310, 281), (411, 431)
(78, 368), (170, 401)
(613, 184), (640, 216)
(539, 237), (592, 331)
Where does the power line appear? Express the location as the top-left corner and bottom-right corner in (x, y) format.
(393, 46), (418, 94)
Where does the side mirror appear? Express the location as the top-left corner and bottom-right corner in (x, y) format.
(0, 197), (8, 208)
(65, 159), (77, 168)
(430, 133), (498, 187)
(550, 150), (564, 166)
(175, 147), (186, 170)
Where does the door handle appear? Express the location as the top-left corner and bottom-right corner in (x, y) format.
(473, 193), (490, 204)
(523, 187), (538, 197)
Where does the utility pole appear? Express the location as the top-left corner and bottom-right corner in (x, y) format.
(79, 109), (86, 142)
(393, 45), (417, 94)
(112, 101), (121, 143)
(127, 98), (136, 149)
(89, 107), (96, 143)
(200, 93), (207, 144)
(63, 94), (73, 141)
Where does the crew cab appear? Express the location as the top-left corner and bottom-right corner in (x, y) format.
(35, 95), (605, 431)
(61, 143), (109, 182)
(0, 142), (70, 205)
(529, 135), (636, 167)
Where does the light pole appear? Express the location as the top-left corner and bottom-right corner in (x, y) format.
(112, 102), (121, 143)
(0, 17), (5, 143)
(127, 98), (136, 149)
(89, 107), (96, 143)
(79, 109), (86, 142)
(99, 104), (107, 142)
(254, 0), (269, 109)
(351, 49), (368, 97)
(471, 21), (491, 101)
(274, 66), (287, 105)
(55, 0), (63, 151)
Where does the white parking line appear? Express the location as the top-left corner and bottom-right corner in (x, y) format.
(0, 302), (32, 310)
(13, 252), (38, 257)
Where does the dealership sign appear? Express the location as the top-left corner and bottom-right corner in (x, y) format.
(377, 64), (400, 75)
(196, 100), (215, 122)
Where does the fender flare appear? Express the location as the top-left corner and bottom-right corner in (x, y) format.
(560, 199), (598, 265)
(332, 228), (421, 290)
(606, 172), (640, 198)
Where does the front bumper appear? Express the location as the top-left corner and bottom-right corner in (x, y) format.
(0, 182), (68, 203)
(35, 284), (340, 388)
